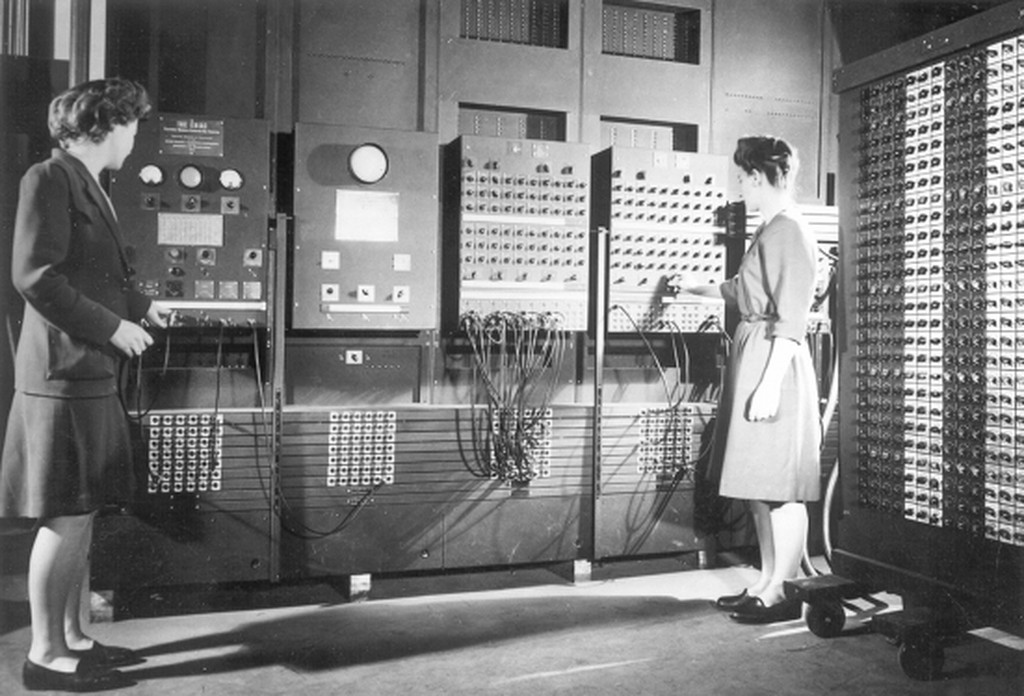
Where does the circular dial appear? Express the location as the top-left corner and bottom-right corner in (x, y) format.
(349, 143), (389, 184)
(219, 168), (244, 191)
(138, 164), (164, 186)
(178, 165), (203, 189)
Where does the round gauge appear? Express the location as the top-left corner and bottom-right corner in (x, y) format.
(349, 143), (389, 184)
(178, 165), (203, 189)
(138, 164), (164, 186)
(219, 168), (244, 191)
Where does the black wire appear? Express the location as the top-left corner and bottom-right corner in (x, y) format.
(213, 322), (224, 418)
(278, 481), (385, 540)
(608, 304), (674, 405)
(120, 329), (172, 426)
(461, 311), (567, 483)
(237, 321), (376, 540)
(248, 323), (276, 520)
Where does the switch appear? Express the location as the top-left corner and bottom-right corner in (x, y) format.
(321, 250), (341, 270)
(219, 196), (239, 216)
(243, 282), (262, 300)
(195, 280), (215, 299)
(218, 281), (239, 299)
(392, 253), (411, 272)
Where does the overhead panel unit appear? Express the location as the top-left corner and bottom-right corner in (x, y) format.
(442, 135), (592, 331)
(109, 115), (272, 327)
(601, 0), (701, 63)
(586, 1), (711, 151)
(599, 116), (698, 152)
(459, 0), (569, 48)
(296, 0), (424, 131)
(292, 124), (440, 330)
(591, 146), (728, 333)
(708, 0), (824, 200)
(459, 103), (567, 142)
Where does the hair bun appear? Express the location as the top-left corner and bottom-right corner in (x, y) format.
(733, 135), (798, 188)
(770, 137), (791, 158)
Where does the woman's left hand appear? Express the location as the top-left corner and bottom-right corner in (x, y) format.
(144, 301), (174, 329)
(746, 381), (781, 422)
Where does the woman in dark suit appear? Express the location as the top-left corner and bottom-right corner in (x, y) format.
(1, 78), (171, 691)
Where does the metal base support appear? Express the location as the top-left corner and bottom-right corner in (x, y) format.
(346, 573), (372, 603)
(784, 574), (866, 639)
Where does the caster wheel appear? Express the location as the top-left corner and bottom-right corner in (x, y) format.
(897, 642), (944, 681)
(806, 600), (845, 638)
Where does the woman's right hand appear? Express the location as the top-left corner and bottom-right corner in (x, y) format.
(109, 319), (153, 358)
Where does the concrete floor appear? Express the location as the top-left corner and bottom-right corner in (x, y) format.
(2, 559), (1022, 695)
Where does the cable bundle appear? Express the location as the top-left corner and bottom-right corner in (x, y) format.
(460, 310), (569, 483)
(609, 304), (727, 408)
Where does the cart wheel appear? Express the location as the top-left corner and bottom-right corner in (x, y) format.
(805, 600), (845, 638)
(897, 642), (944, 681)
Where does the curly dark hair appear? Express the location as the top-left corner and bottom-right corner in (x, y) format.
(48, 78), (151, 145)
(733, 136), (799, 188)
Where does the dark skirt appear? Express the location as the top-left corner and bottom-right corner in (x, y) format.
(0, 392), (134, 519)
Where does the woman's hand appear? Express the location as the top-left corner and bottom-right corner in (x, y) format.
(109, 320), (153, 358)
(746, 380), (782, 422)
(144, 301), (174, 328)
(670, 277), (723, 299)
(746, 336), (800, 422)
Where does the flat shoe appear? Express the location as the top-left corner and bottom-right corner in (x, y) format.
(72, 641), (143, 667)
(23, 659), (136, 692)
(729, 597), (802, 624)
(714, 589), (750, 611)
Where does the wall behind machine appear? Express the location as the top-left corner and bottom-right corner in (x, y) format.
(104, 0), (837, 194)
(106, 0), (267, 120)
(295, 0), (429, 131)
(710, 0), (829, 201)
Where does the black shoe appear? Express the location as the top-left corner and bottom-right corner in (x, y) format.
(22, 659), (136, 692)
(714, 589), (751, 611)
(729, 598), (802, 624)
(72, 641), (144, 667)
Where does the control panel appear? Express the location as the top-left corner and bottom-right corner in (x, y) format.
(591, 147), (728, 333)
(292, 124), (440, 330)
(109, 114), (272, 326)
(145, 411), (224, 495)
(443, 135), (591, 331)
(602, 402), (716, 488)
(850, 36), (1024, 547)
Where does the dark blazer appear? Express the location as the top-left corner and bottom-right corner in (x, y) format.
(11, 148), (150, 398)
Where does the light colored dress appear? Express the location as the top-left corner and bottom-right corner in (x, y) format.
(713, 209), (821, 502)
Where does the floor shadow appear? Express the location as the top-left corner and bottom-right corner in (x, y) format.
(939, 634), (1024, 683)
(124, 595), (712, 682)
(0, 599), (29, 635)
